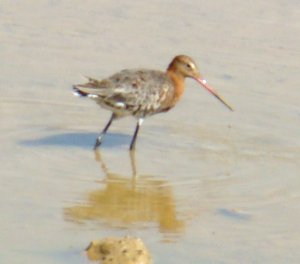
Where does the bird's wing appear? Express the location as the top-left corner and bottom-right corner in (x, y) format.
(75, 69), (170, 100)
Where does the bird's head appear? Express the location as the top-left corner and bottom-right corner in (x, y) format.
(168, 55), (233, 111)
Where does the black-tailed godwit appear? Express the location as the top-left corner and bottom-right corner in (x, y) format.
(73, 55), (233, 150)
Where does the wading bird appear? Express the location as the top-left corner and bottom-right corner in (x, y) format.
(73, 55), (233, 150)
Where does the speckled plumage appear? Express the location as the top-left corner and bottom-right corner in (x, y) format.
(74, 69), (175, 118)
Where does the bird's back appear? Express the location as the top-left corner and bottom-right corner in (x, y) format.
(74, 69), (175, 118)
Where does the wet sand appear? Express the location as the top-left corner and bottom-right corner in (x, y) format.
(1, 1), (300, 263)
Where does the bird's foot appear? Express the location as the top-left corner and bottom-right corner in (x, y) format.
(94, 136), (104, 149)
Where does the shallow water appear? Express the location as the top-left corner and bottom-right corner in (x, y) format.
(1, 1), (300, 263)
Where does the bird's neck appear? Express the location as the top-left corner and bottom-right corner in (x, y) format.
(166, 69), (185, 103)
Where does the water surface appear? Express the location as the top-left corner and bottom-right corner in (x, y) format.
(1, 1), (300, 263)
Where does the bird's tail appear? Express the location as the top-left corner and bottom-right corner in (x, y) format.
(73, 85), (89, 97)
(72, 76), (100, 97)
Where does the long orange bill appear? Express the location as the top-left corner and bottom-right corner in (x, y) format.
(196, 78), (234, 111)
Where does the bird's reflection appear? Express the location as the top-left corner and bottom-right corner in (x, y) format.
(64, 150), (184, 233)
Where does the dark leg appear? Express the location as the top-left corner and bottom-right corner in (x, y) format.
(94, 113), (116, 149)
(129, 118), (144, 151)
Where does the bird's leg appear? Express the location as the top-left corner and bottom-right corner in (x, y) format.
(94, 113), (116, 149)
(129, 118), (144, 151)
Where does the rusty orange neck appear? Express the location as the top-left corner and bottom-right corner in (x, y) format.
(166, 69), (185, 104)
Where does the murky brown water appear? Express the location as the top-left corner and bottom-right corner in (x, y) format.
(1, 1), (300, 263)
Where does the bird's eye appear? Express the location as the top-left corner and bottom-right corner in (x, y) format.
(186, 63), (194, 69)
